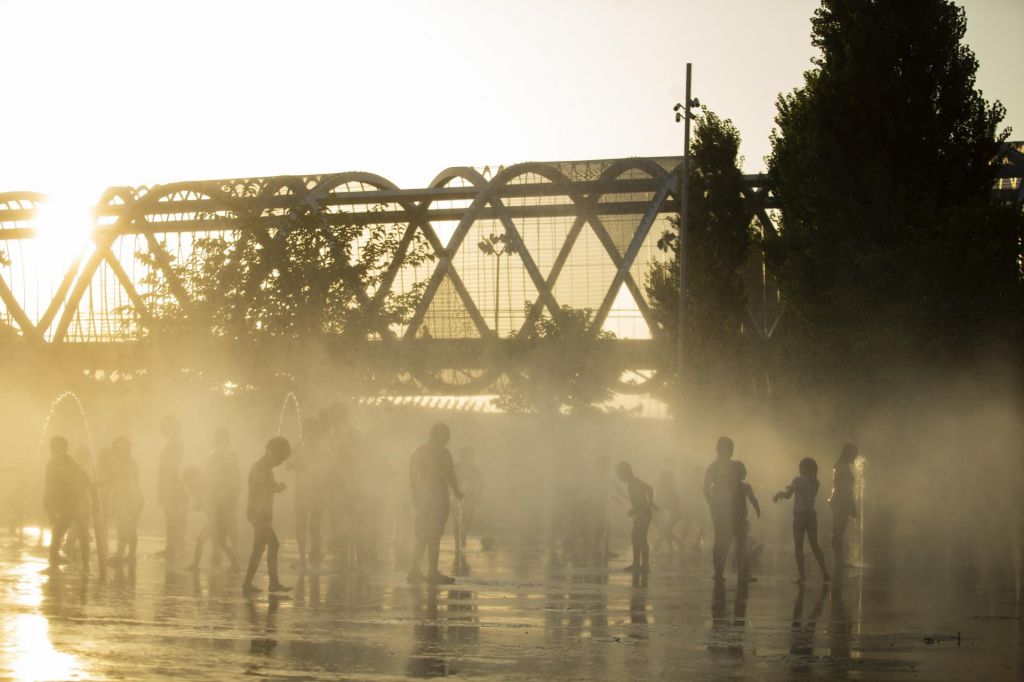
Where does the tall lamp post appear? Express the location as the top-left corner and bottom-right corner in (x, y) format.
(477, 232), (518, 335)
(674, 63), (699, 398)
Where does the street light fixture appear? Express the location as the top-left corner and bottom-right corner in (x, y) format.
(477, 232), (519, 335)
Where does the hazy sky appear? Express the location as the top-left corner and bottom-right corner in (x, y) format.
(1, 0), (1021, 205)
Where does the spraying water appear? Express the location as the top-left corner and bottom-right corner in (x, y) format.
(277, 390), (303, 443)
(854, 456), (867, 566)
(35, 391), (98, 552)
(37, 391), (96, 467)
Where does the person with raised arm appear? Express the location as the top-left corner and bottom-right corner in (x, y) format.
(774, 457), (830, 584)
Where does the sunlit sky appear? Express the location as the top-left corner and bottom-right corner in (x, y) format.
(1, 0), (1021, 209)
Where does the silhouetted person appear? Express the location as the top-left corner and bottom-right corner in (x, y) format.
(734, 462), (761, 582)
(157, 416), (187, 563)
(453, 446), (482, 552)
(43, 436), (90, 573)
(408, 423), (462, 585)
(617, 461), (655, 573)
(703, 436), (744, 581)
(109, 437), (143, 566)
(242, 436), (292, 596)
(206, 428), (241, 563)
(184, 466), (240, 572)
(829, 443), (859, 569)
(774, 457), (830, 584)
(291, 416), (326, 571)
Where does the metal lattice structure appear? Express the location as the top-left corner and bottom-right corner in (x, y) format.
(5, 148), (1021, 395)
(0, 156), (777, 394)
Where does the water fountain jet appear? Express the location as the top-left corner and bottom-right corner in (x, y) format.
(277, 391), (303, 443)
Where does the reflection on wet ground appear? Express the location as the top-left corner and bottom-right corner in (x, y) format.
(0, 536), (1020, 680)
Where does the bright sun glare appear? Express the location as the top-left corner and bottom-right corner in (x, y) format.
(32, 194), (94, 284)
(2, 552), (87, 682)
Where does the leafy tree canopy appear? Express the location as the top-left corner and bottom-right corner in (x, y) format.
(767, 0), (1020, 379)
(494, 304), (618, 415)
(647, 108), (754, 402)
(137, 200), (434, 344)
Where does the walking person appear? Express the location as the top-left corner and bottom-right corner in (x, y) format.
(242, 436), (292, 596)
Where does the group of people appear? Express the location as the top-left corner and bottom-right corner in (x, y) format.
(40, 420), (241, 577)
(244, 418), (480, 590)
(38, 408), (486, 594)
(43, 434), (144, 573)
(619, 436), (861, 583)
(40, 408), (862, 592)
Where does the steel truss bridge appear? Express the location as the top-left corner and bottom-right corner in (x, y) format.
(1, 150), (1019, 395)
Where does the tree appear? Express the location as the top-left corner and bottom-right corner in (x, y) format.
(767, 0), (1021, 382)
(131, 195), (435, 390)
(494, 304), (618, 415)
(647, 109), (754, 403)
(138, 201), (433, 343)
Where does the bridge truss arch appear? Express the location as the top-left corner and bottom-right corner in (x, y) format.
(1, 156), (789, 395)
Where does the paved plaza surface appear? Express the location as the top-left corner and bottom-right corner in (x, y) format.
(0, 535), (1020, 681)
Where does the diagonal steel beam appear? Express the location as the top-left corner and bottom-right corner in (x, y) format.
(0, 273), (39, 340)
(103, 250), (155, 327)
(404, 168), (499, 341)
(36, 254), (84, 337)
(589, 176), (675, 336)
(518, 158), (672, 340)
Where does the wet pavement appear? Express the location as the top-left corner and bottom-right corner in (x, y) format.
(1, 535), (1021, 681)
